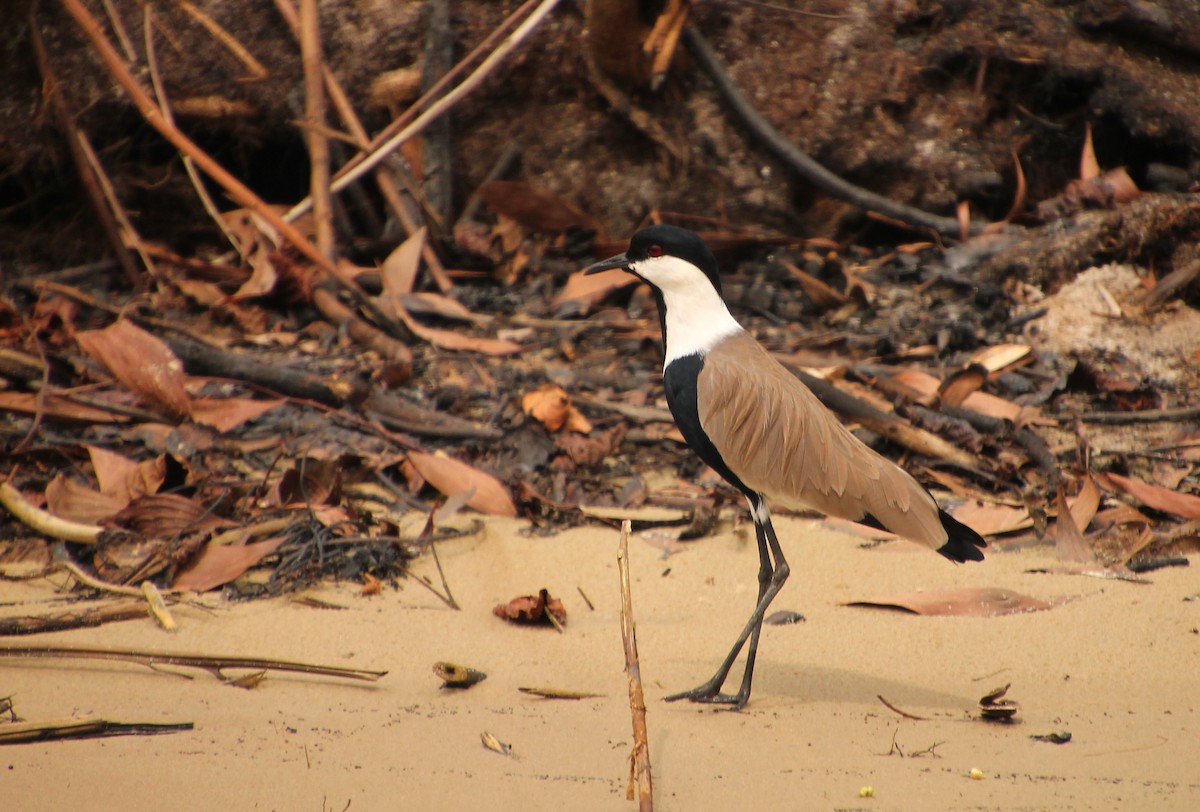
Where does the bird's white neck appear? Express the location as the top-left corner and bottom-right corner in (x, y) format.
(658, 282), (744, 368)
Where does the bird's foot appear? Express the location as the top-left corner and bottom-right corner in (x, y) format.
(664, 682), (748, 710)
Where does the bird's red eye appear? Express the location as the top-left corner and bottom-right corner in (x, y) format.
(647, 244), (663, 258)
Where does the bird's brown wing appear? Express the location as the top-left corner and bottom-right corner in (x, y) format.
(697, 332), (947, 548)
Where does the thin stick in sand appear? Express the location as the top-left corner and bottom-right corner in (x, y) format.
(617, 519), (653, 810)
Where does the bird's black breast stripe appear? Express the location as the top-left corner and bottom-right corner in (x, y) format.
(663, 354), (753, 498)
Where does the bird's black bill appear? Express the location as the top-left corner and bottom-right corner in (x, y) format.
(583, 252), (630, 275)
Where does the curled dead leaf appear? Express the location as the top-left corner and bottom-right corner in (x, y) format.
(521, 383), (592, 433)
(493, 588), (567, 627)
(407, 451), (516, 517)
(979, 683), (1019, 722)
(433, 661), (488, 689)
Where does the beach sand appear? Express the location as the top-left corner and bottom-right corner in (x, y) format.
(3, 516), (1198, 810)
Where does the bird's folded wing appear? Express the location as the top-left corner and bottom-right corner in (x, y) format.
(697, 334), (946, 547)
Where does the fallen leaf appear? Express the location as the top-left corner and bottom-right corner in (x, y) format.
(970, 343), (1031, 374)
(172, 536), (286, 592)
(847, 587), (1066, 616)
(76, 320), (192, 420)
(493, 588), (567, 626)
(226, 670), (268, 689)
(522, 383), (592, 433)
(552, 268), (639, 313)
(86, 445), (165, 504)
(480, 731), (514, 757)
(433, 661), (487, 689)
(190, 397), (284, 432)
(1095, 471), (1200, 520)
(891, 369), (1027, 422)
(105, 493), (227, 538)
(1054, 488), (1097, 565)
(479, 180), (601, 235)
(45, 474), (126, 524)
(938, 365), (988, 408)
(979, 683), (1019, 721)
(401, 292), (484, 324)
(948, 501), (1033, 536)
(1080, 122), (1100, 181)
(381, 226), (426, 295)
(407, 451), (516, 517)
(0, 392), (130, 423)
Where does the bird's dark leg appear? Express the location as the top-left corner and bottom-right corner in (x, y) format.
(665, 497), (790, 709)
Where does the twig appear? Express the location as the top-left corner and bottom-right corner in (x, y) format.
(56, 0), (402, 339)
(1064, 405), (1200, 425)
(290, 0), (544, 222)
(682, 26), (988, 238)
(0, 602), (149, 636)
(271, 0), (452, 292)
(28, 18), (141, 289)
(0, 481), (102, 544)
(300, 0), (335, 261)
(144, 6), (241, 254)
(419, 0), (456, 226)
(176, 0), (269, 80)
(618, 520), (653, 811)
(877, 694), (929, 721)
(0, 717), (194, 744)
(0, 644), (388, 682)
(427, 540), (460, 610)
(290, 0), (562, 214)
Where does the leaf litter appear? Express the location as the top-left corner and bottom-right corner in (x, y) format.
(1, 5), (1198, 658)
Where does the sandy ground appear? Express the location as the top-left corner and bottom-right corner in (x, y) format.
(3, 516), (1199, 811)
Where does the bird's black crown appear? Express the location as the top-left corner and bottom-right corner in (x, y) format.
(627, 225), (723, 296)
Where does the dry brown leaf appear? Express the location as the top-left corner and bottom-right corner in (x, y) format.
(407, 451), (516, 517)
(86, 445), (165, 504)
(172, 536), (286, 592)
(381, 226), (426, 296)
(939, 365), (988, 408)
(1095, 471), (1200, 520)
(1054, 488), (1097, 565)
(1080, 122), (1100, 181)
(782, 260), (849, 309)
(45, 474), (126, 525)
(275, 458), (342, 507)
(478, 180), (601, 235)
(0, 392), (131, 423)
(76, 320), (192, 420)
(891, 369), (1025, 422)
(552, 268), (640, 312)
(848, 587), (1066, 616)
(401, 292), (484, 324)
(522, 383), (592, 433)
(970, 343), (1031, 374)
(522, 383), (571, 431)
(400, 310), (523, 355)
(105, 493), (226, 538)
(233, 242), (278, 299)
(950, 501), (1033, 536)
(493, 588), (567, 626)
(190, 397), (284, 432)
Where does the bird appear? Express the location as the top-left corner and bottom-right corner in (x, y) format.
(585, 224), (986, 709)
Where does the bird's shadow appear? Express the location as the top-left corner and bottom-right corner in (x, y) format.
(750, 661), (976, 712)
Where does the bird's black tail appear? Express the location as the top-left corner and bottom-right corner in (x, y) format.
(935, 509), (987, 562)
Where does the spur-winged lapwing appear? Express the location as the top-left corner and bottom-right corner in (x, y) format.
(586, 224), (986, 709)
